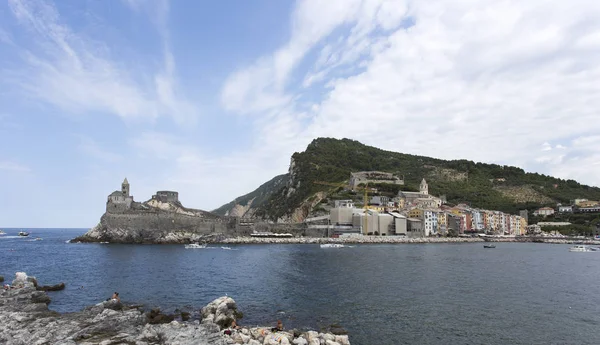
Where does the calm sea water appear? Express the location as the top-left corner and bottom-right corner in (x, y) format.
(1, 228), (600, 345)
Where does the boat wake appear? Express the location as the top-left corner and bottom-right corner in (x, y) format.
(221, 246), (237, 250)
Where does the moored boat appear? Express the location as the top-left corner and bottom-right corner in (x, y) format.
(320, 243), (345, 248)
(18, 231), (30, 237)
(184, 243), (207, 249)
(483, 244), (496, 248)
(569, 245), (595, 252)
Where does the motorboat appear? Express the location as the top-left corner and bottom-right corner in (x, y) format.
(483, 244), (496, 248)
(184, 243), (207, 249)
(569, 245), (595, 252)
(33, 237), (43, 241)
(18, 231), (30, 237)
(0, 230), (6, 235)
(320, 243), (345, 248)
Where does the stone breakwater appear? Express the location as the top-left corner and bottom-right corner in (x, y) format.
(218, 236), (485, 245)
(0, 272), (350, 345)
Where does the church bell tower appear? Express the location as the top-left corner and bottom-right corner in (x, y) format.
(122, 178), (130, 197)
(420, 178), (428, 195)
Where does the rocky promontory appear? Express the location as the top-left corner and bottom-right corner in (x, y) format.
(1, 272), (350, 345)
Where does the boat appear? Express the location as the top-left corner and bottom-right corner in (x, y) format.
(569, 245), (596, 252)
(483, 244), (496, 248)
(184, 243), (207, 249)
(320, 243), (345, 248)
(18, 231), (30, 237)
(0, 230), (6, 235)
(33, 237), (43, 241)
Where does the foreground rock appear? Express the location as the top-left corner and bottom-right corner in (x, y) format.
(1, 272), (351, 345)
(201, 296), (351, 345)
(0, 272), (231, 345)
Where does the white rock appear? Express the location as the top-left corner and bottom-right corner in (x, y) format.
(239, 333), (251, 343)
(322, 333), (335, 341)
(292, 337), (308, 345)
(306, 331), (319, 340)
(248, 340), (261, 345)
(325, 341), (340, 345)
(334, 335), (349, 345)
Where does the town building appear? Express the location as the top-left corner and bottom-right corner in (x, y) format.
(558, 205), (573, 213)
(533, 207), (555, 217)
(349, 171), (404, 190)
(406, 218), (425, 237)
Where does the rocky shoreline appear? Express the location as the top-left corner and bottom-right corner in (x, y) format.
(1, 272), (350, 345)
(72, 233), (600, 245)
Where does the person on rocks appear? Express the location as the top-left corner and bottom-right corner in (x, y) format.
(111, 292), (120, 302)
(3, 284), (9, 291)
(231, 320), (240, 330)
(271, 320), (283, 332)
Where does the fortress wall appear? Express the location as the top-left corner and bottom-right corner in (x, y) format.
(102, 212), (232, 234)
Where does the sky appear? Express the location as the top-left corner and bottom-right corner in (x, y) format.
(1, 0), (600, 228)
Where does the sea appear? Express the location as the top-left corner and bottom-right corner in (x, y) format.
(1, 228), (600, 345)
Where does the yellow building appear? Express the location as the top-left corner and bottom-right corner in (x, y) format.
(437, 212), (447, 230)
(577, 200), (599, 208)
(519, 217), (528, 235)
(408, 208), (424, 219)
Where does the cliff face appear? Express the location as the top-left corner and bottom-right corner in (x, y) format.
(215, 137), (600, 222)
(75, 200), (234, 244)
(212, 174), (288, 217)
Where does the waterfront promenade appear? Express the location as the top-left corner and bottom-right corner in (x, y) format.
(217, 236), (600, 245)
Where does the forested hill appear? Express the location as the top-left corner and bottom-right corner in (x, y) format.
(215, 138), (600, 221)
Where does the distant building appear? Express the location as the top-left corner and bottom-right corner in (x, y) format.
(406, 218), (424, 237)
(533, 207), (555, 217)
(519, 209), (529, 223)
(577, 200), (599, 208)
(558, 205), (573, 213)
(106, 178), (134, 213)
(537, 222), (572, 227)
(575, 206), (600, 213)
(153, 191), (179, 203)
(526, 224), (542, 235)
(334, 200), (355, 208)
(349, 171), (404, 190)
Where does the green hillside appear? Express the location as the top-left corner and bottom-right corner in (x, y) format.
(212, 174), (288, 216)
(217, 138), (600, 221)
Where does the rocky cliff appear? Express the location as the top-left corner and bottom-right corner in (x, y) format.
(215, 137), (600, 222)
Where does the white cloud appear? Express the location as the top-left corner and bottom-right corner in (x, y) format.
(0, 161), (30, 172)
(78, 137), (123, 163)
(4, 0), (197, 123)
(219, 0), (600, 192)
(128, 132), (290, 210)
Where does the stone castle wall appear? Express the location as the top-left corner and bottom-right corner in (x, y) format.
(102, 211), (233, 234)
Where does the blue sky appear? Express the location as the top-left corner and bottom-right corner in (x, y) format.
(1, 0), (600, 228)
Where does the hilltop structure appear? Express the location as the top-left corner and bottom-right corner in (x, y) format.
(349, 171), (404, 190)
(76, 179), (320, 244)
(107, 178), (134, 212)
(396, 178), (443, 209)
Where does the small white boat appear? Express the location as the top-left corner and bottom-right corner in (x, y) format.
(184, 243), (207, 249)
(320, 243), (345, 248)
(569, 245), (595, 252)
(33, 237), (43, 241)
(0, 230), (6, 235)
(18, 231), (30, 237)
